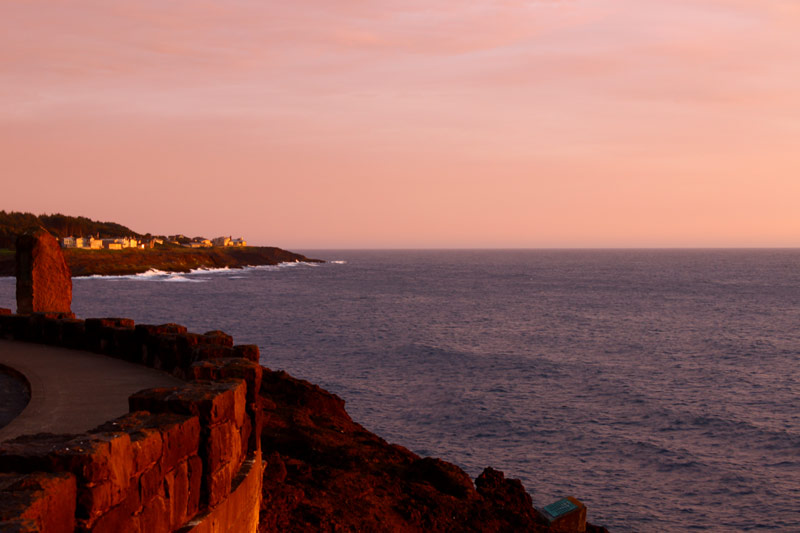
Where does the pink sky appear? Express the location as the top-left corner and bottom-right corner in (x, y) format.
(2, 0), (799, 248)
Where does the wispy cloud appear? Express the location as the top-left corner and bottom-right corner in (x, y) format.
(2, 0), (799, 246)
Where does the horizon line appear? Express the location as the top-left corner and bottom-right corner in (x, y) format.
(289, 246), (800, 251)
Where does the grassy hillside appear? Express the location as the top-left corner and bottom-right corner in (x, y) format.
(0, 211), (140, 249)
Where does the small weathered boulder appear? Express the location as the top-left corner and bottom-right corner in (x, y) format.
(407, 457), (475, 499)
(15, 229), (72, 316)
(475, 467), (549, 527)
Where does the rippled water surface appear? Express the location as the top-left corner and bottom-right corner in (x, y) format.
(2, 250), (799, 531)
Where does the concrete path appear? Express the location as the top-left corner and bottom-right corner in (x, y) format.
(0, 366), (29, 429)
(0, 339), (183, 442)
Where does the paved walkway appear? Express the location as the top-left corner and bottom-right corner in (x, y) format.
(0, 367), (29, 429)
(0, 340), (183, 442)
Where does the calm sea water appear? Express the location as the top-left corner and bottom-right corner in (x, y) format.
(2, 250), (799, 531)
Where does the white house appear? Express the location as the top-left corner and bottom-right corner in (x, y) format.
(212, 236), (247, 247)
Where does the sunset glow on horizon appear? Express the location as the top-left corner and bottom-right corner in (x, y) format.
(2, 0), (799, 248)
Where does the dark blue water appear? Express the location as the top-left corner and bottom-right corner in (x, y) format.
(2, 250), (799, 531)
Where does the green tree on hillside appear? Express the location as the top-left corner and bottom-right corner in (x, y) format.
(0, 211), (141, 249)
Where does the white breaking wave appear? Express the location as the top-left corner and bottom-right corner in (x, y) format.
(73, 269), (170, 281)
(330, 260), (347, 264)
(73, 261), (318, 280)
(161, 275), (206, 283)
(138, 269), (170, 277)
(241, 265), (286, 272)
(74, 269), (203, 282)
(243, 261), (319, 272)
(187, 266), (233, 275)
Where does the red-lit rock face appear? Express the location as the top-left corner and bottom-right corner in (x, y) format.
(0, 471), (76, 533)
(256, 368), (609, 533)
(15, 229), (72, 316)
(0, 310), (610, 532)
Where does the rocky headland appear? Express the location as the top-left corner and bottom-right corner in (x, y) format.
(0, 210), (321, 277)
(257, 366), (608, 532)
(0, 246), (320, 278)
(0, 229), (610, 532)
(0, 313), (610, 532)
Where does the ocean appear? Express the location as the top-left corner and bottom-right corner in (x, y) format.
(1, 249), (798, 531)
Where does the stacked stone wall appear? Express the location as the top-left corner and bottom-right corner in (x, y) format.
(0, 310), (264, 533)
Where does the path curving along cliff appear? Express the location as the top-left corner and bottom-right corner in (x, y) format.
(0, 310), (609, 532)
(0, 340), (183, 441)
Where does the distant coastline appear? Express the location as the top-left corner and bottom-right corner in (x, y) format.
(0, 211), (324, 278)
(0, 246), (322, 277)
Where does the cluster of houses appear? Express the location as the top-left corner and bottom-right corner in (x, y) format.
(212, 236), (247, 247)
(60, 235), (247, 250)
(60, 236), (150, 250)
(167, 235), (248, 248)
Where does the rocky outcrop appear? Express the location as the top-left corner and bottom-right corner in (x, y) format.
(15, 229), (72, 316)
(0, 313), (610, 532)
(0, 246), (321, 277)
(0, 471), (76, 532)
(257, 368), (610, 533)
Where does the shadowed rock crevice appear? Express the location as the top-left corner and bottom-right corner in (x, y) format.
(0, 363), (31, 429)
(0, 365), (30, 430)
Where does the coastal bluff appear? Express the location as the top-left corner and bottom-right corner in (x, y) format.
(0, 311), (610, 532)
(0, 245), (320, 278)
(0, 233), (609, 531)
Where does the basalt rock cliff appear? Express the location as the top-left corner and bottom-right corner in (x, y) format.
(0, 310), (610, 532)
(257, 368), (609, 532)
(0, 246), (319, 278)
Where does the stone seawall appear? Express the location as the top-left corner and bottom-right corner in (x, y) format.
(0, 309), (609, 533)
(0, 311), (264, 533)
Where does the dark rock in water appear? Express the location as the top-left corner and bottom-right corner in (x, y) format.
(15, 229), (72, 316)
